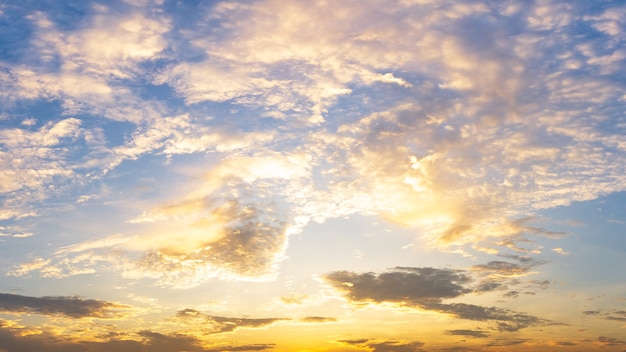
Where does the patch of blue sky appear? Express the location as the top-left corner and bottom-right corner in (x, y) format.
(532, 192), (626, 285)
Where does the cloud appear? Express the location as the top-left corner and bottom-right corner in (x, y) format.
(0, 293), (126, 318)
(0, 320), (275, 352)
(583, 309), (626, 323)
(445, 329), (490, 338)
(8, 148), (315, 286)
(279, 294), (308, 305)
(338, 338), (370, 345)
(324, 267), (472, 304)
(338, 338), (426, 352)
(324, 267), (552, 331)
(486, 338), (529, 347)
(471, 261), (536, 276)
(367, 340), (426, 352)
(423, 302), (549, 332)
(552, 247), (571, 256)
(597, 336), (626, 347)
(175, 309), (286, 333)
(298, 316), (337, 323)
(2, 0), (626, 271)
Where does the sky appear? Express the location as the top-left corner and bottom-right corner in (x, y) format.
(0, 0), (625, 351)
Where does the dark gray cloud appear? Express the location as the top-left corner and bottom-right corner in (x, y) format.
(325, 267), (552, 331)
(445, 329), (490, 338)
(0, 293), (125, 318)
(324, 267), (471, 305)
(176, 309), (286, 333)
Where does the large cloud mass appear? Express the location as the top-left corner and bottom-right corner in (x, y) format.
(1, 0), (626, 286)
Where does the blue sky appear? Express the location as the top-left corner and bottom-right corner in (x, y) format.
(1, 0), (626, 351)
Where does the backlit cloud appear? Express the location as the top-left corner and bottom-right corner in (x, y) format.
(340, 338), (427, 352)
(0, 320), (275, 352)
(0, 293), (126, 318)
(445, 329), (490, 338)
(324, 267), (552, 331)
(324, 267), (472, 304)
(175, 309), (286, 333)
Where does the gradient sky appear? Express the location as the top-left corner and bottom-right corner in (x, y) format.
(1, 0), (626, 351)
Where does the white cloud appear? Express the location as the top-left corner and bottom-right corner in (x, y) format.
(552, 247), (571, 256)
